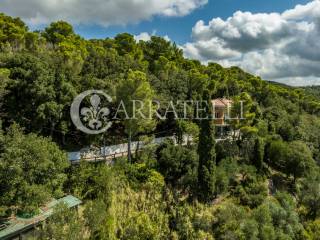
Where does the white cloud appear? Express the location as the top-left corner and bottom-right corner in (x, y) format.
(282, 0), (320, 20)
(0, 0), (207, 26)
(182, 0), (320, 86)
(183, 38), (241, 60)
(134, 32), (171, 42)
(163, 35), (171, 41)
(134, 32), (152, 42)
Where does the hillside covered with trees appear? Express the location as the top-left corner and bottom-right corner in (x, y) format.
(1, 13), (320, 239)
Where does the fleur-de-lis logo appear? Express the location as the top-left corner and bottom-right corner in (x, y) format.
(81, 94), (110, 130)
(70, 90), (112, 134)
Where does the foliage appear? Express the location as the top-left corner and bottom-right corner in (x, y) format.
(35, 203), (86, 240)
(197, 90), (216, 202)
(116, 70), (156, 161)
(268, 140), (316, 182)
(252, 137), (265, 172)
(0, 12), (319, 239)
(0, 125), (69, 214)
(297, 171), (320, 220)
(233, 164), (268, 208)
(157, 141), (198, 191)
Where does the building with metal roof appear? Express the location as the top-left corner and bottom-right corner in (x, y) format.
(0, 195), (81, 240)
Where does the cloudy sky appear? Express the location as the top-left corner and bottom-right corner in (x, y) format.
(1, 0), (319, 86)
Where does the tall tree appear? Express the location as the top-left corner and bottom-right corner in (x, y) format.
(197, 90), (216, 202)
(116, 70), (155, 162)
(0, 13), (28, 50)
(43, 21), (75, 45)
(252, 137), (265, 172)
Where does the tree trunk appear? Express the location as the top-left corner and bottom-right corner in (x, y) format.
(62, 134), (66, 145)
(135, 138), (140, 160)
(103, 135), (106, 161)
(50, 121), (55, 138)
(128, 130), (132, 163)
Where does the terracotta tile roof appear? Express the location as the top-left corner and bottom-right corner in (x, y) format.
(212, 98), (233, 108)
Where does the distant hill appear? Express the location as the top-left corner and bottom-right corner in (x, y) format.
(266, 81), (320, 100)
(302, 85), (320, 99)
(266, 80), (294, 89)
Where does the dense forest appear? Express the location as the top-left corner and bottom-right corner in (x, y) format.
(1, 13), (320, 239)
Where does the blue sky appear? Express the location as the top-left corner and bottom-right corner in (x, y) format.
(74, 0), (311, 43)
(1, 0), (320, 86)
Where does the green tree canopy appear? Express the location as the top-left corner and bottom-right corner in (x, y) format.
(0, 125), (69, 214)
(116, 70), (156, 162)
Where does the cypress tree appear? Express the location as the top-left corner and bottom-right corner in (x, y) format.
(252, 137), (264, 172)
(197, 90), (216, 202)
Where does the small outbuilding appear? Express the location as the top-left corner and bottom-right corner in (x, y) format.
(0, 195), (81, 240)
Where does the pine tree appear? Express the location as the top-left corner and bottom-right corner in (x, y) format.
(197, 90), (216, 202)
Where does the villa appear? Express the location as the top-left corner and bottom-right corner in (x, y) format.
(212, 98), (233, 136)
